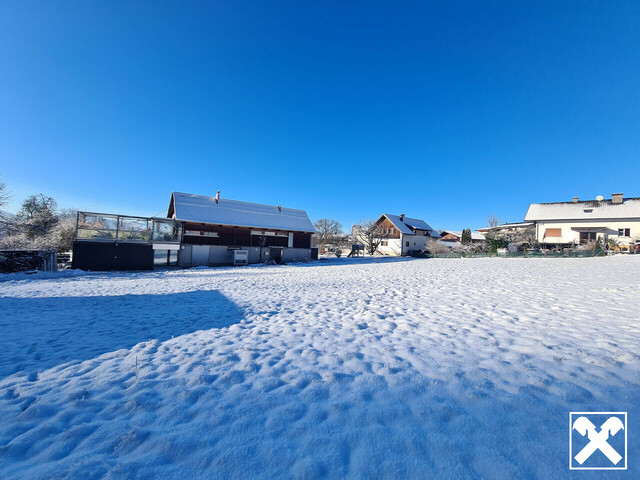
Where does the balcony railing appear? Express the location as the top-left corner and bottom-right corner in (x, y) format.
(75, 212), (182, 244)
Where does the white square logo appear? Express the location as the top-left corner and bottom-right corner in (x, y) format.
(570, 412), (627, 470)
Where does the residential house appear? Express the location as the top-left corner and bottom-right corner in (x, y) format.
(523, 193), (640, 249)
(371, 214), (439, 256)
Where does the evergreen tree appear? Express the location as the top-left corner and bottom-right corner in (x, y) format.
(461, 228), (472, 245)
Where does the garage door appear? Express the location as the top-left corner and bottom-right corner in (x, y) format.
(191, 245), (210, 266)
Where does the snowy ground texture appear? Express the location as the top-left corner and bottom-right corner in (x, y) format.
(1, 256), (639, 479)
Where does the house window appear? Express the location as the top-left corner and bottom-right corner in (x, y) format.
(618, 228), (631, 237)
(580, 232), (597, 243)
(544, 228), (562, 238)
(381, 240), (388, 246)
(405, 241), (409, 247)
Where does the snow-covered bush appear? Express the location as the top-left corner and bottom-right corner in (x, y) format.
(575, 241), (595, 251)
(426, 240), (449, 253)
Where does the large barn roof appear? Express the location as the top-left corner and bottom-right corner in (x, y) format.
(168, 192), (316, 233)
(524, 197), (640, 221)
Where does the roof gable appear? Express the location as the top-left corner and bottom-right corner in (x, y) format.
(379, 214), (437, 236)
(169, 192), (316, 232)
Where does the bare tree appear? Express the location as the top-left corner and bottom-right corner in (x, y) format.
(17, 194), (58, 238)
(353, 218), (390, 255)
(0, 175), (11, 208)
(486, 213), (502, 228)
(313, 218), (343, 247)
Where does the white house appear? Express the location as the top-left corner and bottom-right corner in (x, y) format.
(524, 193), (640, 249)
(372, 214), (440, 256)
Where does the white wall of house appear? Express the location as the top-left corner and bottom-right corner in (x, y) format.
(377, 238), (403, 256)
(534, 219), (640, 245)
(402, 234), (429, 254)
(376, 234), (432, 256)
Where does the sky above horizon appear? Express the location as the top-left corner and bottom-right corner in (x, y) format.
(1, 1), (639, 231)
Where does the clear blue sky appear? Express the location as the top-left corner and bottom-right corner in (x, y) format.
(1, 1), (639, 231)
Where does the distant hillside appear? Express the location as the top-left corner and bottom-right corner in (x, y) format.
(0, 209), (16, 220)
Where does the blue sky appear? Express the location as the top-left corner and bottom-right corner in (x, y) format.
(1, 1), (639, 231)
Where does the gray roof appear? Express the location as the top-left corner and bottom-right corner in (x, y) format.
(169, 192), (315, 232)
(524, 197), (640, 221)
(382, 214), (439, 237)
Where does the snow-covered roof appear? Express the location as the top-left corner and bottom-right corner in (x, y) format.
(441, 230), (486, 241)
(381, 214), (439, 237)
(476, 222), (534, 233)
(524, 197), (640, 221)
(169, 192), (316, 232)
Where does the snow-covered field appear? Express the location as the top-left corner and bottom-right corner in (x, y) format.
(1, 256), (639, 479)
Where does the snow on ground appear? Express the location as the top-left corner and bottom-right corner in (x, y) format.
(0, 256), (639, 479)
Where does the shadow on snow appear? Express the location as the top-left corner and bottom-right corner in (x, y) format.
(0, 290), (244, 379)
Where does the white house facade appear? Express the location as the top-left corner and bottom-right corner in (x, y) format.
(373, 214), (440, 256)
(524, 193), (640, 248)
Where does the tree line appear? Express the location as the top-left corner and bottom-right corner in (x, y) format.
(0, 175), (76, 252)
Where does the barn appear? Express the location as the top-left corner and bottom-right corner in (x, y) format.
(168, 191), (315, 267)
(72, 191), (315, 270)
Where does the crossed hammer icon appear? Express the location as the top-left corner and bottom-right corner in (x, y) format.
(572, 416), (624, 465)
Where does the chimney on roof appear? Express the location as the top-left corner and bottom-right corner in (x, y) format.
(400, 214), (405, 221)
(612, 192), (623, 204)
(572, 196), (579, 203)
(215, 190), (220, 204)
